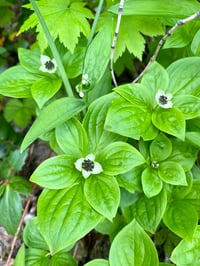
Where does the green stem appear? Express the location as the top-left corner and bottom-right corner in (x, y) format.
(29, 0), (74, 97)
(87, 0), (105, 46)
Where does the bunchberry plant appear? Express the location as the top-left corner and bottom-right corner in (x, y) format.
(1, 0), (200, 265)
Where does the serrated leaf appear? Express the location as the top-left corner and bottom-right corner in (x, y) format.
(150, 133), (172, 161)
(158, 161), (187, 186)
(24, 217), (49, 250)
(173, 95), (200, 119)
(84, 259), (109, 266)
(31, 76), (62, 108)
(116, 16), (164, 60)
(84, 174), (120, 221)
(171, 225), (200, 266)
(20, 1), (93, 52)
(109, 219), (159, 266)
(0, 66), (39, 98)
(124, 189), (167, 233)
(152, 107), (185, 140)
(0, 186), (22, 234)
(163, 200), (198, 241)
(141, 167), (163, 198)
(30, 155), (80, 189)
(21, 97), (85, 152)
(56, 118), (88, 158)
(4, 98), (36, 128)
(83, 93), (124, 153)
(97, 142), (145, 175)
(105, 97), (157, 140)
(167, 57), (200, 96)
(38, 184), (101, 253)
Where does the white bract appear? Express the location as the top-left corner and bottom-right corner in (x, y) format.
(155, 90), (173, 109)
(39, 55), (57, 74)
(75, 154), (103, 178)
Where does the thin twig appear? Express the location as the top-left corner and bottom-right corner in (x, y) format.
(133, 11), (200, 83)
(5, 193), (34, 266)
(110, 0), (124, 87)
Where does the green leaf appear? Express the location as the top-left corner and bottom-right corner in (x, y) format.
(21, 97), (85, 152)
(128, 189), (167, 233)
(38, 184), (101, 253)
(109, 220), (159, 266)
(115, 83), (153, 106)
(163, 200), (198, 241)
(0, 66), (39, 98)
(164, 22), (198, 49)
(141, 167), (163, 198)
(168, 138), (198, 171)
(186, 131), (200, 148)
(97, 142), (145, 176)
(30, 155), (81, 189)
(105, 97), (157, 140)
(191, 29), (200, 55)
(167, 57), (200, 96)
(63, 47), (85, 79)
(4, 98), (36, 128)
(150, 133), (172, 161)
(116, 166), (143, 193)
(20, 1), (93, 52)
(152, 107), (185, 140)
(171, 225), (200, 266)
(56, 118), (88, 158)
(171, 171), (193, 199)
(109, 0), (200, 17)
(7, 150), (28, 171)
(141, 61), (169, 98)
(18, 48), (41, 73)
(84, 259), (109, 266)
(25, 248), (77, 266)
(13, 244), (25, 266)
(158, 161), (187, 186)
(0, 186), (22, 234)
(31, 76), (62, 108)
(83, 93), (124, 153)
(84, 174), (120, 221)
(83, 29), (112, 88)
(24, 217), (49, 250)
(173, 95), (200, 119)
(10, 176), (31, 195)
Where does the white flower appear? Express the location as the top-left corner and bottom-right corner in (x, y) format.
(82, 73), (89, 85)
(79, 91), (84, 98)
(155, 90), (173, 109)
(39, 55), (57, 73)
(75, 154), (103, 178)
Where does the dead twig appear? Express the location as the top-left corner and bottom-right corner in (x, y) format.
(132, 11), (200, 83)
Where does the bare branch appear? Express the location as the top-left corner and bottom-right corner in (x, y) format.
(133, 11), (200, 83)
(110, 0), (124, 87)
